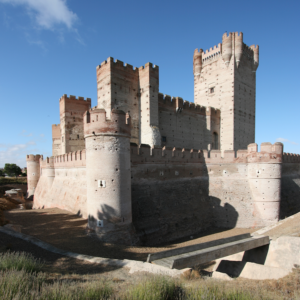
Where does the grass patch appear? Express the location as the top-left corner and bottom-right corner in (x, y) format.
(0, 269), (112, 300)
(0, 251), (43, 273)
(0, 177), (27, 186)
(0, 252), (299, 299)
(124, 275), (184, 300)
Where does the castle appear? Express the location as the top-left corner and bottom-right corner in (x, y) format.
(26, 32), (300, 245)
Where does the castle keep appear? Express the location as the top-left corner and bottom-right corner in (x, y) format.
(27, 32), (300, 245)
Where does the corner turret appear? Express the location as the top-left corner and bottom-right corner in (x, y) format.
(234, 32), (243, 67)
(222, 32), (233, 66)
(193, 48), (203, 75)
(250, 44), (259, 70)
(84, 108), (136, 244)
(26, 154), (42, 198)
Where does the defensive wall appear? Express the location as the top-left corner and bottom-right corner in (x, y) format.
(31, 133), (300, 245)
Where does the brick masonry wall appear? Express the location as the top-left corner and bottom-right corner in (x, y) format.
(130, 144), (279, 245)
(158, 95), (220, 150)
(194, 32), (258, 152)
(52, 124), (61, 156)
(32, 143), (294, 246)
(281, 154), (300, 218)
(59, 95), (91, 154)
(33, 165), (87, 218)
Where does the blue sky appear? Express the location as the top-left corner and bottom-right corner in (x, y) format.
(0, 0), (299, 168)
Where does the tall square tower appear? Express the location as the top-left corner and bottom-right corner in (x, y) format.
(193, 32), (259, 151)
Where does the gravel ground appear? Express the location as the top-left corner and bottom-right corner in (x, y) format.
(4, 207), (255, 261)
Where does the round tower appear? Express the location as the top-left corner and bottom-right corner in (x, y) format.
(250, 44), (259, 71)
(234, 32), (243, 67)
(222, 32), (232, 66)
(193, 48), (203, 75)
(84, 108), (135, 244)
(26, 154), (42, 198)
(247, 142), (283, 226)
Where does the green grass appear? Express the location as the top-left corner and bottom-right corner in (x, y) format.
(124, 276), (184, 300)
(185, 283), (263, 300)
(0, 269), (112, 300)
(0, 251), (43, 273)
(0, 177), (27, 185)
(0, 251), (292, 300)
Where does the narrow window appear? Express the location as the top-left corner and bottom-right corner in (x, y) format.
(210, 87), (215, 94)
(213, 132), (218, 150)
(162, 136), (167, 143)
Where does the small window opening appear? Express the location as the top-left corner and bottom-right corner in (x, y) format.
(162, 136), (167, 142)
(210, 87), (215, 94)
(213, 132), (218, 150)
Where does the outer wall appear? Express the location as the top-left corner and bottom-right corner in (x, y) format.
(131, 161), (266, 245)
(281, 162), (300, 218)
(33, 167), (87, 217)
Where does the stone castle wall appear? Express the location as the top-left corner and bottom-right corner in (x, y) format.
(32, 142), (292, 245)
(281, 154), (300, 219)
(158, 94), (220, 150)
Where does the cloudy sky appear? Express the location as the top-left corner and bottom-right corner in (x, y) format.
(0, 0), (299, 167)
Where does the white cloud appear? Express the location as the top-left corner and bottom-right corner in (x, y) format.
(0, 133), (50, 168)
(20, 129), (33, 137)
(0, 0), (78, 30)
(276, 138), (298, 145)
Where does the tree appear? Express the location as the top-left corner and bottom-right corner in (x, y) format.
(0, 169), (4, 177)
(4, 164), (22, 177)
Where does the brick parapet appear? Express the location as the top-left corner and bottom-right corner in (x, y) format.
(96, 57), (158, 77)
(130, 142), (281, 165)
(26, 154), (42, 162)
(40, 150), (87, 169)
(83, 108), (131, 137)
(59, 94), (91, 104)
(158, 93), (220, 117)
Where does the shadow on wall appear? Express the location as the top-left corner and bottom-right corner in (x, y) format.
(280, 175), (300, 219)
(131, 154), (238, 246)
(87, 205), (138, 245)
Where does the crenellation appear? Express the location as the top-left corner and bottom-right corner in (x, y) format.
(202, 43), (222, 60)
(59, 94), (91, 102)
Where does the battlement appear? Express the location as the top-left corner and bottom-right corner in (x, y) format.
(83, 108), (131, 137)
(138, 62), (159, 71)
(131, 142), (281, 165)
(40, 150), (87, 169)
(202, 43), (222, 60)
(96, 57), (158, 75)
(26, 154), (42, 162)
(283, 153), (300, 163)
(97, 57), (138, 72)
(158, 93), (219, 116)
(59, 94), (91, 103)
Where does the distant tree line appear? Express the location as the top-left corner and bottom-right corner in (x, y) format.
(0, 164), (26, 177)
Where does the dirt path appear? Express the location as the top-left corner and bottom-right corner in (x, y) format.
(254, 212), (300, 239)
(4, 208), (255, 261)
